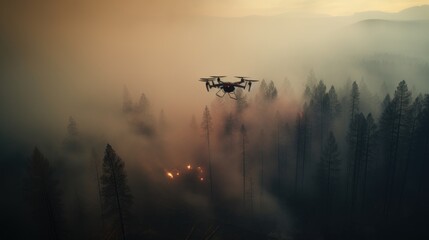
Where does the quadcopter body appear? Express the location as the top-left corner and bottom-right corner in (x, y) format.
(199, 76), (258, 100)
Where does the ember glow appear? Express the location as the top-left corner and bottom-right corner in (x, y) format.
(165, 164), (206, 183)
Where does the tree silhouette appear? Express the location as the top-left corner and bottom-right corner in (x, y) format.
(101, 144), (133, 240)
(346, 81), (360, 210)
(328, 86), (341, 117)
(386, 80), (412, 216)
(259, 80), (278, 101)
(266, 80), (278, 101)
(201, 106), (214, 200)
(240, 124), (247, 205)
(398, 95), (423, 213)
(24, 147), (63, 240)
(361, 113), (377, 212)
(415, 94), (429, 207)
(317, 132), (340, 232)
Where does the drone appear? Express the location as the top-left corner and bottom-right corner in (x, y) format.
(199, 76), (258, 100)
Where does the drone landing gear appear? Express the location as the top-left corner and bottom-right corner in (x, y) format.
(215, 89), (238, 100)
(216, 89), (226, 98)
(228, 92), (238, 100)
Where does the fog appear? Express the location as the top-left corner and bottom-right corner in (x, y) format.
(1, 1), (429, 239)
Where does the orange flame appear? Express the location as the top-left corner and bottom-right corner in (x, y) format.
(187, 165), (191, 170)
(167, 172), (174, 179)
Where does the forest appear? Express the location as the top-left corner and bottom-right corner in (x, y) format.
(2, 73), (429, 240)
(2, 2), (429, 240)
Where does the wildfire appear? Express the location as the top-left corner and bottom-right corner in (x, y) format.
(165, 164), (205, 183)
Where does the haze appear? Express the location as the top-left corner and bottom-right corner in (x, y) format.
(1, 1), (429, 239)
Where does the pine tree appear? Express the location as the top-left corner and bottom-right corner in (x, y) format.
(266, 81), (278, 101)
(25, 148), (63, 240)
(135, 93), (150, 114)
(398, 95), (423, 213)
(380, 80), (412, 217)
(311, 80), (327, 156)
(415, 94), (429, 207)
(201, 106), (214, 200)
(387, 80), (412, 215)
(328, 86), (341, 117)
(101, 144), (133, 240)
(318, 132), (341, 223)
(346, 81), (360, 210)
(240, 124), (247, 205)
(259, 79), (268, 99)
(361, 113), (377, 212)
(259, 129), (265, 209)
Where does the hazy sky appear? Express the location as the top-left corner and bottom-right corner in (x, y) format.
(198, 0), (429, 16)
(1, 0), (428, 140)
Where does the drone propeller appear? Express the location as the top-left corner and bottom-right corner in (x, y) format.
(234, 76), (249, 79)
(210, 75), (226, 78)
(245, 79), (259, 82)
(199, 78), (214, 82)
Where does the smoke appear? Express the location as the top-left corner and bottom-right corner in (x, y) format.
(1, 2), (429, 238)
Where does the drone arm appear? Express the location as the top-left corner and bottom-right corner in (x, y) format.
(216, 89), (226, 98)
(248, 82), (252, 91)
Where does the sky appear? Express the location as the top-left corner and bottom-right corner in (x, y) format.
(198, 0), (429, 16)
(1, 0), (429, 141)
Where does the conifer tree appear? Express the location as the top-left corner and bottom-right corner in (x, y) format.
(318, 132), (341, 222)
(25, 148), (63, 240)
(240, 124), (247, 205)
(101, 144), (133, 240)
(361, 113), (377, 212)
(346, 81), (360, 209)
(201, 106), (214, 200)
(328, 86), (341, 117)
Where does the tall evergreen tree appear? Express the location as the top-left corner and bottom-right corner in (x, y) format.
(201, 106), (214, 200)
(266, 81), (278, 101)
(415, 94), (429, 207)
(350, 113), (367, 217)
(101, 144), (133, 240)
(398, 95), (423, 213)
(380, 80), (412, 217)
(318, 132), (341, 224)
(361, 113), (377, 212)
(240, 124), (247, 205)
(328, 86), (341, 117)
(311, 81), (327, 156)
(346, 81), (360, 209)
(25, 148), (63, 240)
(388, 80), (412, 215)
